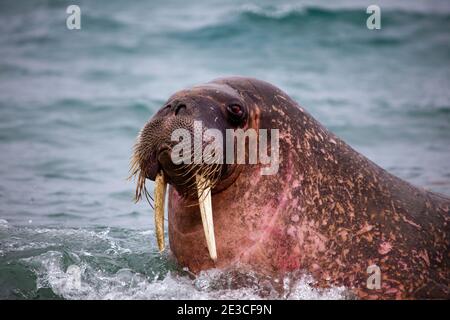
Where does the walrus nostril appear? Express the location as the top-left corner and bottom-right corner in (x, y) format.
(174, 103), (187, 115)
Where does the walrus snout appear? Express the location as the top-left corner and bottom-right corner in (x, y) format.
(156, 145), (184, 183)
(132, 114), (223, 261)
(145, 156), (160, 182)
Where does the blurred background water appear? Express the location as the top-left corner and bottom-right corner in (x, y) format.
(0, 0), (449, 299)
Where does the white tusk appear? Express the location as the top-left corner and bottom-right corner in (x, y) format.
(154, 171), (167, 252)
(196, 174), (217, 262)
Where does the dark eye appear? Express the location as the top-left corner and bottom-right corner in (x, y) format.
(227, 104), (246, 123)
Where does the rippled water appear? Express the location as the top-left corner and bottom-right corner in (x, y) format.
(0, 0), (449, 299)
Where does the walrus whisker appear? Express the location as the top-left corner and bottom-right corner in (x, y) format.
(143, 184), (154, 210)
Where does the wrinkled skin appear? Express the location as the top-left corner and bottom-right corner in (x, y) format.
(137, 77), (450, 299)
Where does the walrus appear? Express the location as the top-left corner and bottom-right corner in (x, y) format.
(130, 77), (449, 299)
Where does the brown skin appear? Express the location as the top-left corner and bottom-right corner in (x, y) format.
(133, 77), (450, 299)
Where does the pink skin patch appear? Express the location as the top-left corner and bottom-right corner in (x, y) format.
(378, 242), (392, 255)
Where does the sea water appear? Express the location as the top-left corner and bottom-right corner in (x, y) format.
(0, 0), (449, 299)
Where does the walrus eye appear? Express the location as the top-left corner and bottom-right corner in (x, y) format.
(227, 104), (245, 123)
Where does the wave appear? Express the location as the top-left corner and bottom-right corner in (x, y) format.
(240, 4), (366, 24)
(238, 3), (450, 22)
(24, 251), (348, 300)
(0, 223), (347, 299)
(186, 3), (450, 35)
(174, 3), (450, 46)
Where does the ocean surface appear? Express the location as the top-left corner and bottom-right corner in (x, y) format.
(0, 0), (449, 299)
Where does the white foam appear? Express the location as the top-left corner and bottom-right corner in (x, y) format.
(10, 226), (347, 300)
(23, 251), (347, 300)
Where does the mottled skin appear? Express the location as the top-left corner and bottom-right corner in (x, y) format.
(139, 77), (450, 299)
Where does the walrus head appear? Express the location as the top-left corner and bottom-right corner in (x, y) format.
(130, 80), (261, 260)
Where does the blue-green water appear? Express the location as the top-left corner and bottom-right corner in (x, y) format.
(0, 0), (449, 299)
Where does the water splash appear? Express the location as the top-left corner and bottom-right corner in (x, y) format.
(23, 251), (347, 300)
(1, 224), (347, 299)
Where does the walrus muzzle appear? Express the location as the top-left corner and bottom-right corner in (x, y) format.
(130, 112), (226, 261)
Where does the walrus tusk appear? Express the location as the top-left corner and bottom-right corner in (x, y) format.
(154, 171), (166, 252)
(196, 175), (217, 262)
